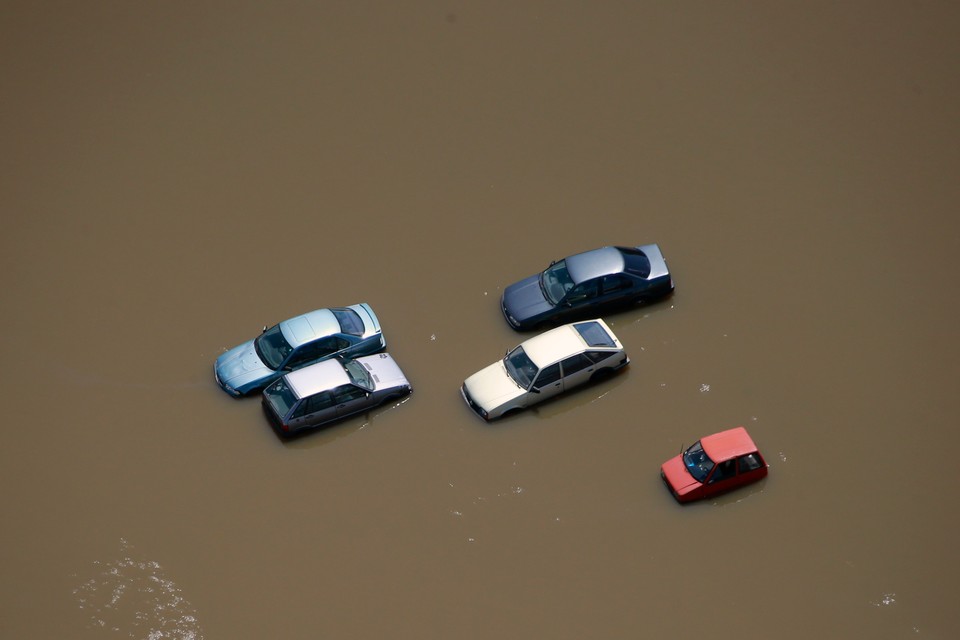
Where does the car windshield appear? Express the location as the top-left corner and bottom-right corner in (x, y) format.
(333, 308), (365, 336)
(254, 324), (294, 370)
(503, 345), (539, 389)
(343, 359), (373, 390)
(540, 260), (575, 306)
(263, 377), (298, 418)
(682, 441), (715, 483)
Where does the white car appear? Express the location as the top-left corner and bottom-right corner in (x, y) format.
(460, 319), (629, 420)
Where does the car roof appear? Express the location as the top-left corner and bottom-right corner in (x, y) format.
(701, 427), (760, 461)
(565, 247), (626, 284)
(278, 308), (341, 349)
(521, 319), (619, 366)
(284, 359), (350, 398)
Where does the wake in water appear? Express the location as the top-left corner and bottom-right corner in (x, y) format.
(73, 538), (204, 639)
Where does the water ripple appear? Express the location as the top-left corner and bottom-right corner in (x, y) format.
(72, 538), (204, 639)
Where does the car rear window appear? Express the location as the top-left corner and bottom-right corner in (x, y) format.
(619, 247), (651, 278)
(574, 321), (616, 347)
(333, 308), (365, 336)
(264, 377), (298, 418)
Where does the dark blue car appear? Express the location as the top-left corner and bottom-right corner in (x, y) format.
(500, 245), (674, 331)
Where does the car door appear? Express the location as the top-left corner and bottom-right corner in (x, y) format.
(559, 352), (595, 391)
(529, 363), (563, 405)
(289, 391), (337, 431)
(703, 459), (737, 498)
(333, 384), (371, 419)
(599, 274), (636, 306)
(340, 333), (371, 358)
(561, 279), (600, 314)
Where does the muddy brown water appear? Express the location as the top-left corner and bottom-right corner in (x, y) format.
(2, 2), (959, 638)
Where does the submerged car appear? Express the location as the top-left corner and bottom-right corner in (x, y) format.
(214, 303), (385, 397)
(660, 427), (768, 503)
(262, 353), (412, 435)
(460, 319), (628, 421)
(501, 245), (674, 331)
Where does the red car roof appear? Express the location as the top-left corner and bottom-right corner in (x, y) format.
(700, 426), (759, 462)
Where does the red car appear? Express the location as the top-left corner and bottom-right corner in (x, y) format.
(660, 426), (768, 503)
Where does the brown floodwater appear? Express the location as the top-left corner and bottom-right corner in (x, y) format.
(2, 2), (959, 638)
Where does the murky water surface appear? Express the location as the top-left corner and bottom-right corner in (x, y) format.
(3, 2), (959, 638)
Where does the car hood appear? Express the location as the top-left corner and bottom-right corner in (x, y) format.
(356, 353), (410, 391)
(463, 360), (527, 413)
(502, 274), (554, 324)
(215, 340), (275, 389)
(661, 455), (702, 498)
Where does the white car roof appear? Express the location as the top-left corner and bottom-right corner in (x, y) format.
(285, 359), (350, 398)
(521, 319), (620, 366)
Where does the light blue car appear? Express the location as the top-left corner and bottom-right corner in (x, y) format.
(214, 303), (385, 397)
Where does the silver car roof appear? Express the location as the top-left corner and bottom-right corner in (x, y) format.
(285, 359), (350, 398)
(564, 247), (626, 284)
(278, 309), (341, 349)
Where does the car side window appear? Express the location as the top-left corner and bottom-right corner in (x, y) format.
(709, 459), (736, 483)
(561, 353), (592, 377)
(601, 274), (632, 294)
(318, 336), (350, 355)
(534, 363), (561, 388)
(290, 400), (308, 419)
(306, 391), (335, 413)
(584, 351), (611, 364)
(564, 279), (599, 304)
(289, 337), (350, 367)
(738, 453), (764, 472)
(287, 342), (323, 368)
(292, 391), (334, 418)
(333, 384), (366, 404)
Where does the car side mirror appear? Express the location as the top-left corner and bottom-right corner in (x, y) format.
(262, 325), (268, 333)
(530, 387), (541, 394)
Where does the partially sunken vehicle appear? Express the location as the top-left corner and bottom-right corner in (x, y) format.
(500, 245), (673, 331)
(261, 353), (411, 435)
(660, 427), (769, 503)
(214, 303), (384, 397)
(460, 319), (628, 421)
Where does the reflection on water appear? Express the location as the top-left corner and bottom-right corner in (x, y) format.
(872, 593), (896, 607)
(73, 539), (203, 639)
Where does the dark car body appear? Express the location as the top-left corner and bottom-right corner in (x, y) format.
(500, 245), (673, 331)
(660, 427), (768, 503)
